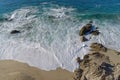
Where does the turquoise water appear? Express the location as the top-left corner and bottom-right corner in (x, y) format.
(1, 0), (120, 14)
(0, 0), (120, 71)
(0, 0), (120, 21)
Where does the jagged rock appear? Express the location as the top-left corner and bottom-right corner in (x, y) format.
(73, 51), (120, 80)
(76, 57), (82, 65)
(79, 24), (92, 36)
(90, 43), (107, 52)
(79, 21), (100, 37)
(10, 30), (21, 34)
(92, 52), (105, 59)
(83, 55), (89, 60)
(80, 36), (88, 42)
(91, 30), (100, 36)
(80, 55), (90, 69)
(74, 68), (83, 80)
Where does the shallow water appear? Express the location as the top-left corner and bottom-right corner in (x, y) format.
(0, 0), (120, 71)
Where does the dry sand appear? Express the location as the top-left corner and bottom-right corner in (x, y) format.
(0, 60), (73, 80)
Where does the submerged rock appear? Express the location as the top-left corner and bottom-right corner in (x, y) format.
(0, 17), (8, 22)
(10, 30), (21, 34)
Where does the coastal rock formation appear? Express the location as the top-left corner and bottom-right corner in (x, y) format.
(73, 52), (120, 80)
(73, 43), (120, 80)
(90, 43), (107, 52)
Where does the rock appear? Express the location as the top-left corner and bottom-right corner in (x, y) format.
(96, 27), (99, 29)
(89, 21), (93, 24)
(79, 21), (100, 36)
(80, 36), (88, 42)
(76, 57), (82, 65)
(10, 30), (21, 34)
(79, 23), (93, 36)
(73, 51), (117, 80)
(90, 43), (107, 52)
(91, 30), (100, 36)
(74, 68), (83, 80)
(79, 26), (86, 36)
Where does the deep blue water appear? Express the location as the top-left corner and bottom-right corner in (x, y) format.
(0, 0), (120, 14)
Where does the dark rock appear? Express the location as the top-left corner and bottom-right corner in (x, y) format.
(91, 30), (100, 36)
(79, 26), (86, 36)
(76, 57), (82, 65)
(10, 30), (21, 34)
(96, 27), (99, 29)
(92, 52), (105, 58)
(83, 55), (89, 60)
(79, 21), (100, 36)
(0, 17), (8, 22)
(74, 68), (83, 80)
(80, 36), (88, 42)
(89, 20), (93, 24)
(79, 24), (93, 36)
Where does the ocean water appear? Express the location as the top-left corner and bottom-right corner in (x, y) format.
(0, 0), (120, 71)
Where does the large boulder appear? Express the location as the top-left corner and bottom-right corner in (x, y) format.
(79, 24), (92, 36)
(79, 21), (100, 37)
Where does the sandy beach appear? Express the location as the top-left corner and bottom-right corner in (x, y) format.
(0, 60), (73, 80)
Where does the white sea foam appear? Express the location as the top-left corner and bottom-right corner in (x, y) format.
(0, 6), (120, 72)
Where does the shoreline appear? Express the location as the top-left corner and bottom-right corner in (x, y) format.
(0, 45), (120, 80)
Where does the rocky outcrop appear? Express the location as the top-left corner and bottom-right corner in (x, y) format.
(73, 51), (120, 80)
(90, 43), (107, 52)
(79, 21), (100, 42)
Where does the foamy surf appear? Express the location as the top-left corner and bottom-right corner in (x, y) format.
(0, 5), (120, 72)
